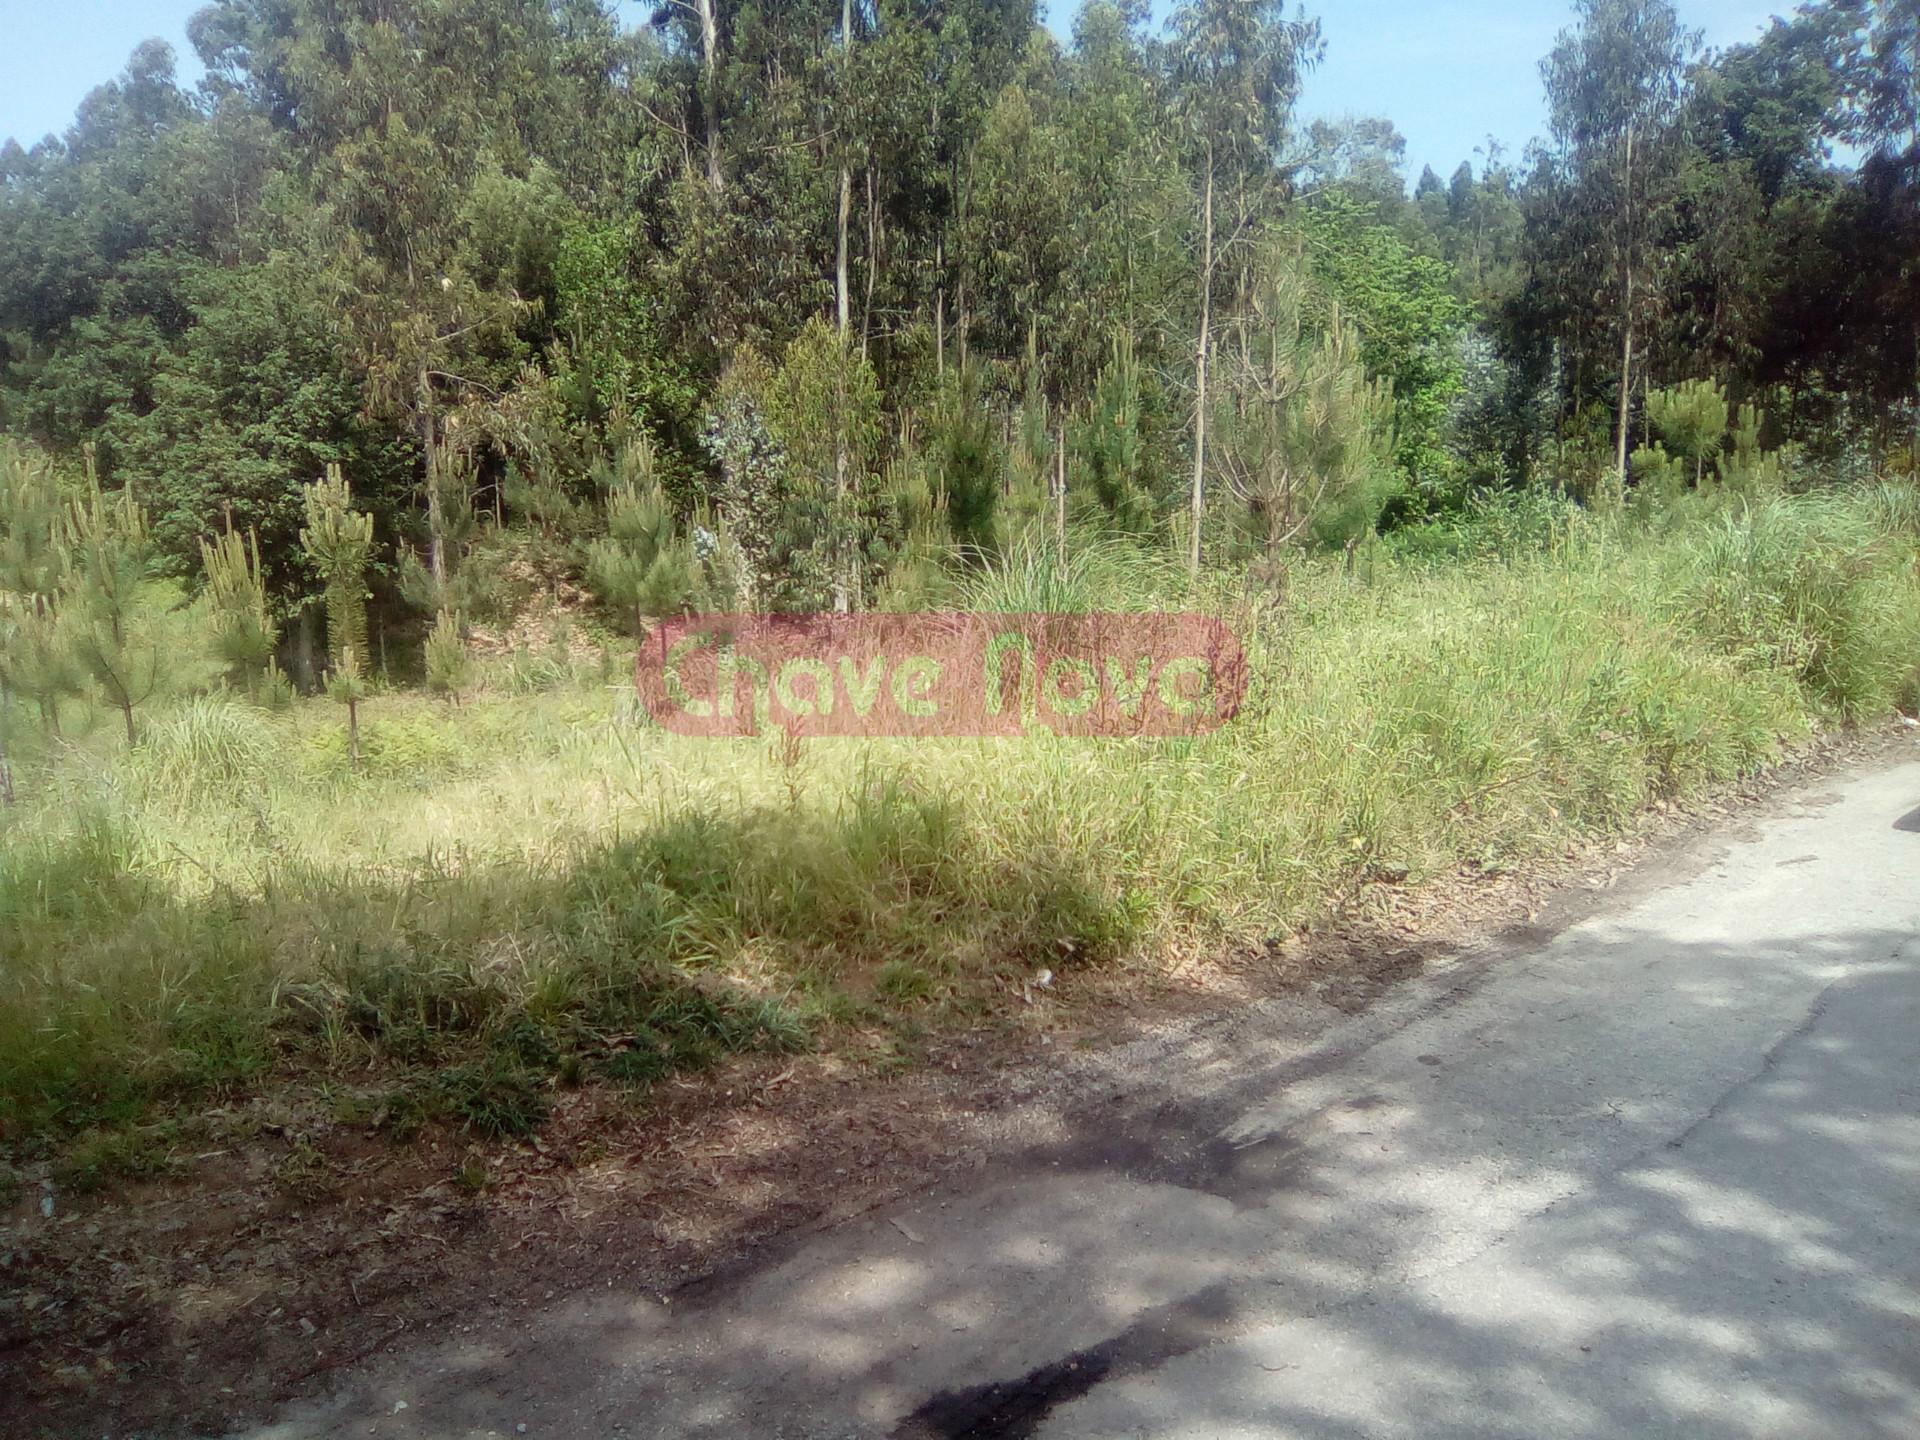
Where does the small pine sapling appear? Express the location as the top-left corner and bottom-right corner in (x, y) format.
(1647, 379), (1730, 489)
(300, 465), (374, 671)
(200, 527), (277, 687)
(585, 435), (695, 643)
(61, 487), (165, 747)
(424, 609), (474, 703)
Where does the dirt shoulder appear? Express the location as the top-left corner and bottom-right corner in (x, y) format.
(3, 723), (1912, 1439)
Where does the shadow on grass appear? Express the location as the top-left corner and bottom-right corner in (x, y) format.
(0, 775), (1141, 1147)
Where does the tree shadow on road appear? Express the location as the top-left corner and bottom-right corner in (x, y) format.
(250, 916), (1920, 1440)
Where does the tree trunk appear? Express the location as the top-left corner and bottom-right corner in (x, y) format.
(0, 730), (14, 809)
(861, 167), (879, 360)
(421, 364), (446, 588)
(1613, 124), (1636, 503)
(294, 605), (316, 693)
(833, 361), (851, 615)
(1027, 309), (1039, 394)
(1054, 426), (1067, 563)
(121, 695), (137, 749)
(957, 150), (973, 374)
(837, 166), (852, 336)
(958, 277), (969, 372)
(1189, 145), (1215, 578)
(347, 695), (361, 772)
(935, 237), (946, 379)
(831, 0), (853, 616)
(836, 0), (853, 336)
(698, 0), (723, 196)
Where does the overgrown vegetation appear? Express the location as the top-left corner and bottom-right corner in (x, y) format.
(3, 488), (1916, 1154)
(0, 0), (1917, 1170)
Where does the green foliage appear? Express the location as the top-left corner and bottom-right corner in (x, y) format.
(134, 696), (277, 797)
(583, 435), (696, 639)
(1629, 441), (1688, 508)
(299, 464), (373, 671)
(0, 0), (1901, 622)
(764, 319), (888, 610)
(423, 609), (474, 702)
(552, 222), (697, 430)
(1300, 195), (1471, 503)
(1072, 332), (1157, 535)
(1678, 496), (1920, 719)
(60, 485), (201, 746)
(921, 366), (1005, 553)
(0, 442), (85, 741)
(115, 257), (408, 597)
(1719, 401), (1791, 496)
(703, 354), (796, 608)
(199, 527), (276, 682)
(6, 491), (1916, 1154)
(0, 439), (69, 599)
(399, 437), (482, 615)
(1647, 379), (1731, 486)
(1213, 244), (1397, 559)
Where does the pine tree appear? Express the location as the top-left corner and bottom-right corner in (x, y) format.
(200, 526), (277, 686)
(0, 443), (77, 777)
(299, 464), (374, 672)
(327, 642), (368, 772)
(400, 437), (480, 616)
(1647, 378), (1730, 487)
(1215, 244), (1395, 565)
(423, 609), (475, 704)
(1074, 332), (1155, 535)
(60, 486), (169, 748)
(584, 435), (695, 643)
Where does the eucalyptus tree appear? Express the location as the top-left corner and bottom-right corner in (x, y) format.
(1836, 0), (1920, 454)
(1168, 0), (1321, 572)
(960, 48), (1075, 393)
(1841, 0), (1919, 163)
(1541, 0), (1698, 496)
(1054, 0), (1192, 399)
(765, 319), (885, 610)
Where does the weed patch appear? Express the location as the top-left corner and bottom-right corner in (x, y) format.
(2, 491), (1915, 1162)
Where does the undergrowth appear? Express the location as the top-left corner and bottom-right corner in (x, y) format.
(1, 486), (1915, 1159)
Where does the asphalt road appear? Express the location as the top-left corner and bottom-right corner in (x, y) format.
(240, 749), (1920, 1440)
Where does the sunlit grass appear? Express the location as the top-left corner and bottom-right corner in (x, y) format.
(1, 487), (1915, 1152)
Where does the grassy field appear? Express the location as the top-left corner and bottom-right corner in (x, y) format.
(2, 486), (1917, 1180)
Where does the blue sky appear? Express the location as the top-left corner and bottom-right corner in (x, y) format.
(1, 0), (1794, 178)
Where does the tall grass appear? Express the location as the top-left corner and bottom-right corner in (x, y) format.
(1675, 493), (1920, 718)
(1, 488), (1915, 1150)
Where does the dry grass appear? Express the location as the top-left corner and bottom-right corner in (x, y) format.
(1, 487), (1915, 1161)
